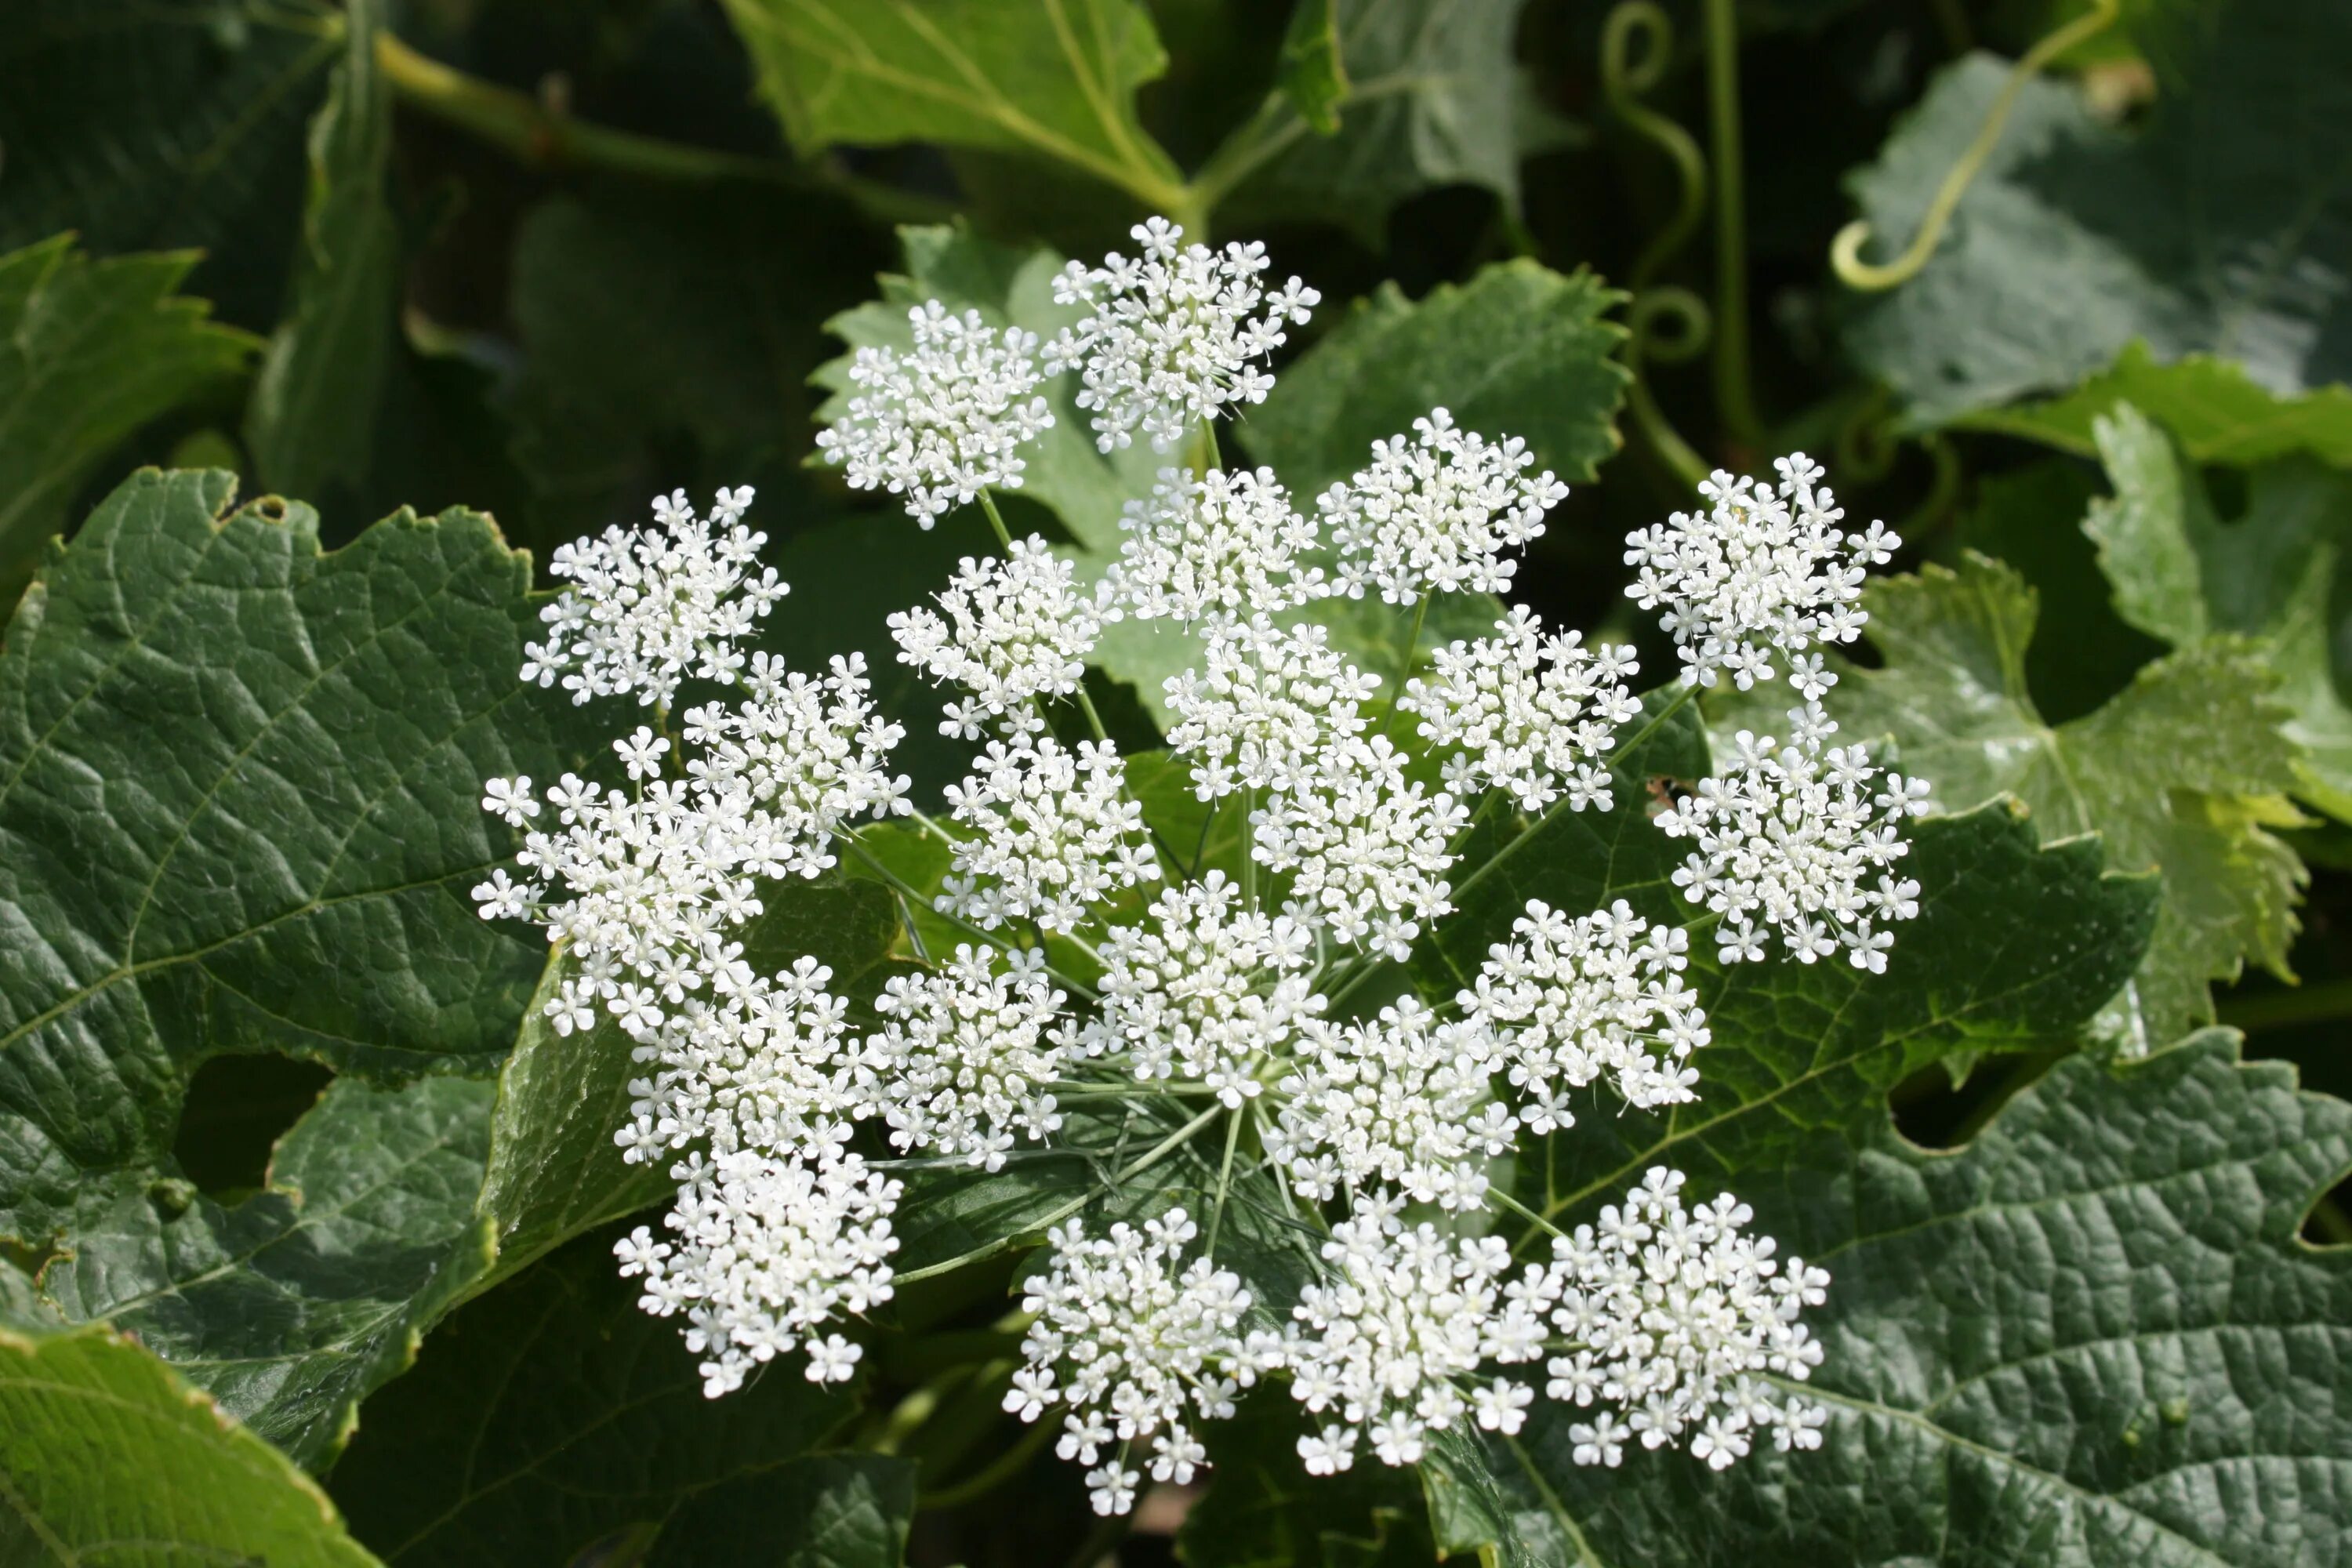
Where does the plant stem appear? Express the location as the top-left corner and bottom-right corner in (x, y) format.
(371, 33), (945, 223)
(1204, 1106), (1246, 1256)
(977, 491), (1018, 551)
(917, 1416), (1057, 1510)
(1700, 0), (1764, 449)
(844, 837), (1097, 1000)
(1073, 684), (1111, 745)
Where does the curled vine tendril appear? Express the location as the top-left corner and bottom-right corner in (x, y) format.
(1831, 0), (2122, 292)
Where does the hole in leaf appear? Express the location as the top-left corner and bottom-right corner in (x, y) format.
(2303, 1178), (2352, 1247)
(172, 1054), (334, 1199)
(1889, 1051), (2061, 1151)
(1, 1234), (56, 1280)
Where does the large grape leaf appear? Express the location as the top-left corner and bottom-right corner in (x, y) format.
(2075, 403), (2352, 825)
(1206, 0), (1569, 245)
(0, 467), (597, 1457)
(1503, 1027), (2352, 1568)
(1723, 552), (2305, 1049)
(0, 238), (255, 604)
(0, 1312), (380, 1567)
(328, 1233), (863, 1567)
(244, 0), (400, 506)
(717, 0), (1187, 211)
(1842, 0), (2352, 426)
(0, 0), (339, 330)
(1240, 259), (1631, 503)
(639, 1454), (916, 1568)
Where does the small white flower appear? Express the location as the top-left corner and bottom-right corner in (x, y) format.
(1045, 216), (1319, 452)
(815, 301), (1053, 525)
(482, 775), (538, 826)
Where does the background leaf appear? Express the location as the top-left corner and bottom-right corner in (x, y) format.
(1961, 342), (2352, 470)
(0, 1315), (380, 1567)
(329, 1232), (862, 1567)
(0, 238), (255, 604)
(244, 0), (400, 506)
(1843, 0), (2352, 426)
(641, 1453), (916, 1568)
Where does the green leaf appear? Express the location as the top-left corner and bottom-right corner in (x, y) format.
(244, 0), (400, 505)
(1504, 1028), (2352, 1568)
(0, 467), (596, 1455)
(1843, 0), (2352, 426)
(1737, 552), (2303, 1045)
(0, 1316), (380, 1567)
(505, 190), (891, 545)
(1208, 0), (1558, 245)
(0, 1), (337, 328)
(643, 1454), (916, 1568)
(1180, 1393), (1439, 1568)
(1962, 341), (2352, 470)
(36, 1075), (499, 1466)
(1240, 259), (1630, 503)
(717, 0), (1185, 210)
(328, 1233), (859, 1567)
(477, 876), (909, 1287)
(2078, 403), (2352, 825)
(1276, 0), (1349, 136)
(0, 238), (255, 604)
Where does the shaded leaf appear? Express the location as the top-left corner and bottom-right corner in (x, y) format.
(0, 1316), (380, 1567)
(0, 238), (255, 604)
(0, 467), (595, 1455)
(1505, 1029), (2352, 1568)
(1843, 0), (2352, 426)
(719, 0), (1185, 207)
(1725, 553), (2303, 1045)
(329, 1233), (858, 1567)
(245, 0), (400, 505)
(0, 0), (336, 328)
(644, 1453), (916, 1568)
(1276, 0), (1349, 135)
(2081, 403), (2352, 824)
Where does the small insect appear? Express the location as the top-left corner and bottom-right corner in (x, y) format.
(1644, 775), (1698, 818)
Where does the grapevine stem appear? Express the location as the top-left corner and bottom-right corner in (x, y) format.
(1831, 0), (2122, 291)
(1701, 0), (1764, 448)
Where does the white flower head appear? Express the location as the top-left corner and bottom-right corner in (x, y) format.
(1162, 618), (1379, 802)
(938, 735), (1162, 934)
(890, 534), (1118, 731)
(1080, 872), (1320, 1105)
(1657, 703), (1928, 969)
(1400, 606), (1642, 812)
(863, 943), (1069, 1171)
(1283, 1211), (1555, 1469)
(1045, 216), (1319, 452)
(1318, 409), (1567, 604)
(523, 486), (786, 708)
(1110, 465), (1326, 622)
(816, 301), (1054, 526)
(1250, 735), (1463, 960)
(1011, 1207), (1254, 1515)
(1623, 452), (1897, 694)
(1546, 1167), (1830, 1469)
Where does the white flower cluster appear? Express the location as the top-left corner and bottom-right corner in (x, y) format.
(815, 302), (1053, 525)
(523, 487), (786, 708)
(1046, 216), (1319, 452)
(865, 944), (1067, 1171)
(938, 735), (1160, 933)
(1006, 1209), (1265, 1515)
(1112, 465), (1326, 622)
(1284, 1206), (1550, 1471)
(1624, 452), (1898, 695)
(1658, 704), (1928, 967)
(890, 535), (1117, 736)
(1402, 607), (1642, 812)
(1542, 1168), (1829, 1470)
(1319, 409), (1568, 603)
(1080, 873), (1319, 1106)
(1462, 898), (1710, 1121)
(488, 212), (1923, 1513)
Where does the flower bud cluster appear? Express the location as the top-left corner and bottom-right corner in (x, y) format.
(815, 302), (1053, 525)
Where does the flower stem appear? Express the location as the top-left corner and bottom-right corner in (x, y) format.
(977, 491), (1018, 552)
(1204, 1107), (1247, 1257)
